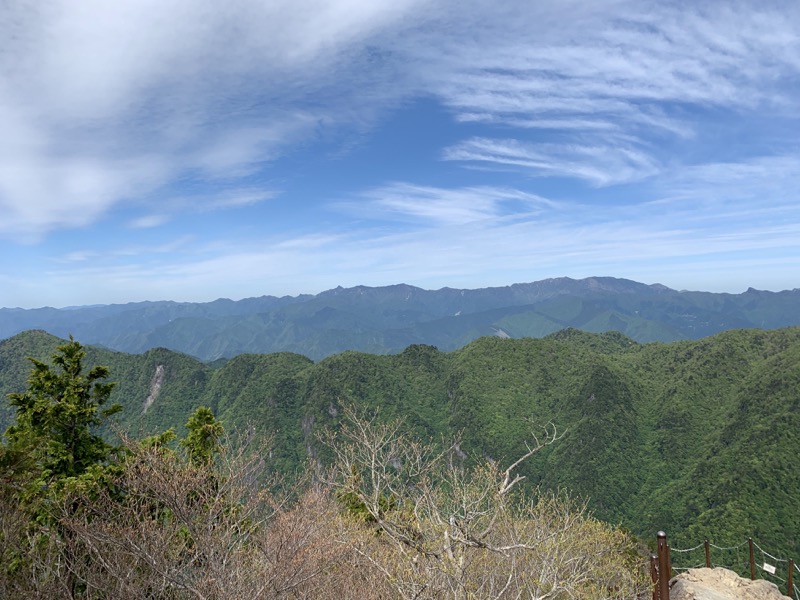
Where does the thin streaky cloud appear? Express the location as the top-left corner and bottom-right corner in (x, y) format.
(348, 183), (559, 226)
(413, 2), (800, 184)
(443, 138), (661, 186)
(653, 155), (800, 212)
(127, 190), (279, 229)
(129, 215), (171, 229)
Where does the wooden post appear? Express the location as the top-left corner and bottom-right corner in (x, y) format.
(705, 539), (711, 568)
(667, 542), (673, 579)
(788, 559), (794, 598)
(650, 555), (659, 600)
(749, 538), (756, 580)
(658, 531), (671, 600)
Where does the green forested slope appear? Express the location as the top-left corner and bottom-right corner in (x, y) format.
(2, 327), (799, 559)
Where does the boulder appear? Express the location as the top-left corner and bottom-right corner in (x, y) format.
(670, 568), (788, 600)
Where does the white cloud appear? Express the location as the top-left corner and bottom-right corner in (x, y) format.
(660, 156), (800, 203)
(421, 2), (800, 114)
(443, 138), (661, 186)
(408, 1), (800, 182)
(3, 0), (799, 242)
(346, 183), (558, 225)
(111, 235), (195, 258)
(204, 190), (279, 210)
(0, 0), (426, 240)
(58, 250), (98, 263)
(129, 215), (171, 229)
(124, 189), (279, 229)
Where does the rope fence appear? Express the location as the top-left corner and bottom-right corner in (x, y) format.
(650, 532), (797, 600)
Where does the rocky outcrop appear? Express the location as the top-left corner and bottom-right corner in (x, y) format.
(142, 364), (165, 414)
(670, 568), (788, 600)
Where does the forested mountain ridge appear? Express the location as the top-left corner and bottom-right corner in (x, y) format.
(2, 326), (800, 561)
(1, 277), (799, 360)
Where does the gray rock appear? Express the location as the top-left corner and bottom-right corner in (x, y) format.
(670, 568), (787, 600)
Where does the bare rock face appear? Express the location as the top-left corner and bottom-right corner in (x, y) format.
(670, 568), (787, 600)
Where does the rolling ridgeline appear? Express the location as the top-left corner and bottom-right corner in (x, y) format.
(2, 276), (800, 361)
(2, 325), (800, 563)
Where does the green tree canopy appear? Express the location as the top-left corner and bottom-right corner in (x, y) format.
(181, 406), (224, 465)
(3, 337), (120, 493)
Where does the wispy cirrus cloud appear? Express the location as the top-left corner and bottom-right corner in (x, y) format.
(658, 156), (800, 206)
(428, 2), (800, 118)
(129, 215), (171, 230)
(342, 183), (558, 225)
(409, 1), (800, 183)
(443, 138), (660, 186)
(128, 189), (279, 229)
(51, 236), (196, 268)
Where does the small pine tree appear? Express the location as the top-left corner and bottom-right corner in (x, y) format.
(3, 337), (121, 500)
(181, 406), (224, 465)
(0, 337), (122, 596)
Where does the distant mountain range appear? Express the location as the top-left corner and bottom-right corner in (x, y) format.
(2, 276), (799, 360)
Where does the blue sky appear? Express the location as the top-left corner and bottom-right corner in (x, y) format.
(2, 0), (799, 308)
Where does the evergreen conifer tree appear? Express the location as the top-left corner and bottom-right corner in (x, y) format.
(181, 406), (224, 466)
(2, 337), (121, 504)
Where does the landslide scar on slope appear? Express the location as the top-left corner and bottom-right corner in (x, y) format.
(143, 364), (165, 414)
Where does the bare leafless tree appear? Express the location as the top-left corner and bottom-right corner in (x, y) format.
(321, 405), (646, 600)
(55, 434), (353, 599)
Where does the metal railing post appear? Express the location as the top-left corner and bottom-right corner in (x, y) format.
(704, 539), (711, 568)
(749, 538), (755, 580)
(668, 541), (673, 578)
(657, 531), (671, 600)
(650, 554), (659, 600)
